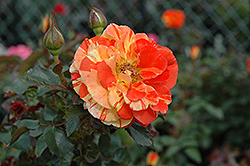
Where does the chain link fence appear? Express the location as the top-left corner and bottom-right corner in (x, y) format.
(0, 0), (249, 53)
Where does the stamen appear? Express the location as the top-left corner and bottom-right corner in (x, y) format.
(115, 63), (142, 83)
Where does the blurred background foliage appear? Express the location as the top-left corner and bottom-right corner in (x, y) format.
(0, 0), (249, 52)
(0, 0), (250, 165)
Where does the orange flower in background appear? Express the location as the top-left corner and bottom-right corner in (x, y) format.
(190, 45), (200, 60)
(53, 2), (68, 15)
(146, 152), (159, 166)
(246, 59), (250, 73)
(70, 23), (178, 128)
(161, 9), (185, 29)
(39, 16), (50, 34)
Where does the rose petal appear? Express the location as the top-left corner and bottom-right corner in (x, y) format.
(144, 86), (159, 105)
(109, 87), (123, 108)
(86, 70), (112, 109)
(103, 118), (134, 128)
(137, 46), (168, 79)
(128, 85), (159, 110)
(133, 108), (158, 127)
(139, 68), (163, 79)
(117, 102), (134, 120)
(126, 81), (147, 101)
(97, 60), (117, 90)
(129, 99), (149, 110)
(115, 26), (135, 61)
(157, 48), (178, 89)
(91, 36), (115, 47)
(73, 42), (88, 69)
(78, 83), (89, 99)
(102, 23), (121, 40)
(164, 64), (178, 89)
(135, 39), (153, 53)
(157, 47), (176, 66)
(151, 99), (169, 114)
(86, 97), (119, 122)
(134, 33), (149, 41)
(79, 56), (97, 72)
(144, 69), (170, 84)
(149, 84), (172, 104)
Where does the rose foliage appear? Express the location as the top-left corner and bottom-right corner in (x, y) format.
(0, 7), (178, 166)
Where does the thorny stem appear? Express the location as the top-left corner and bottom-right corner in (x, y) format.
(53, 60), (73, 91)
(52, 121), (65, 127)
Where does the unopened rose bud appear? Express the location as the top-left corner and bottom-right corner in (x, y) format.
(43, 10), (65, 59)
(88, 5), (107, 36)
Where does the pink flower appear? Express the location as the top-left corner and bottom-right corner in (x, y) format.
(54, 2), (68, 15)
(6, 44), (33, 60)
(147, 33), (159, 43)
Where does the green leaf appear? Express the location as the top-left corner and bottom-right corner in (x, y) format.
(98, 134), (114, 159)
(126, 123), (153, 147)
(64, 105), (85, 120)
(43, 105), (57, 121)
(180, 137), (198, 148)
(184, 147), (202, 163)
(30, 127), (44, 137)
(35, 136), (48, 157)
(73, 156), (81, 162)
(66, 117), (80, 136)
(51, 155), (61, 166)
(160, 136), (176, 146)
(26, 66), (61, 85)
(116, 129), (132, 147)
(8, 126), (29, 146)
(85, 148), (101, 163)
(36, 148), (53, 165)
(205, 104), (224, 120)
(0, 132), (11, 144)
(39, 116), (52, 125)
(37, 86), (54, 96)
(10, 132), (30, 151)
(165, 145), (181, 158)
(15, 119), (39, 129)
(102, 160), (122, 166)
(113, 148), (132, 164)
(13, 78), (29, 94)
(43, 126), (74, 166)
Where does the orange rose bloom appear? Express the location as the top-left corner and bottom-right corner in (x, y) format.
(161, 9), (185, 29)
(146, 152), (159, 166)
(70, 23), (178, 128)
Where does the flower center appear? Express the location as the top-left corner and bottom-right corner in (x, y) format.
(116, 63), (142, 83)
